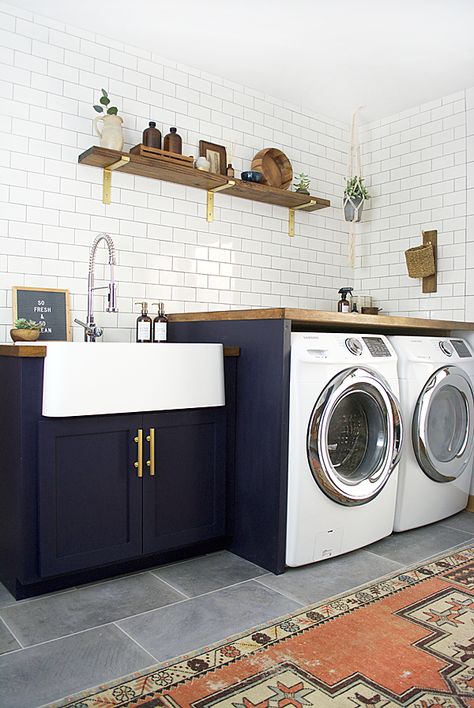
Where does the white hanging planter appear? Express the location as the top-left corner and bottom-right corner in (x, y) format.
(343, 194), (365, 223)
(344, 109), (369, 264)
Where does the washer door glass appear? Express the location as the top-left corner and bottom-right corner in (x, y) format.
(307, 367), (403, 506)
(413, 366), (474, 482)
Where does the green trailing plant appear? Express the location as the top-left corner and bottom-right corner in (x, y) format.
(293, 172), (311, 193)
(345, 175), (370, 200)
(13, 318), (44, 330)
(93, 88), (119, 116)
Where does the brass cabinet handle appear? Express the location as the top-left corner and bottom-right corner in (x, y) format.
(134, 429), (143, 478)
(146, 428), (155, 476)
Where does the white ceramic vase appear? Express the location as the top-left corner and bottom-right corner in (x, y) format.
(94, 114), (124, 151)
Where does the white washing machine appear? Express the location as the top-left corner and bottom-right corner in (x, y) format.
(389, 336), (474, 532)
(286, 333), (403, 567)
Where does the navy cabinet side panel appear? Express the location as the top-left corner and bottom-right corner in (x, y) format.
(169, 320), (291, 574)
(0, 357), (43, 591)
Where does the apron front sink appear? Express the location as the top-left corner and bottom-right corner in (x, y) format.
(40, 342), (225, 417)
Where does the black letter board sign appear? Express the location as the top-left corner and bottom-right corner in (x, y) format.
(13, 287), (71, 341)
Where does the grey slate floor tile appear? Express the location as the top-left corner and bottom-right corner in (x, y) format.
(152, 550), (266, 597)
(256, 548), (403, 605)
(365, 522), (472, 565)
(438, 510), (474, 535)
(0, 584), (15, 610)
(0, 619), (20, 655)
(118, 579), (301, 662)
(0, 572), (183, 647)
(0, 624), (154, 708)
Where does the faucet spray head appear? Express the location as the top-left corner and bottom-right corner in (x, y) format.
(107, 282), (118, 312)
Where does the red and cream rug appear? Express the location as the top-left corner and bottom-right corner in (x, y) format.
(54, 546), (474, 707)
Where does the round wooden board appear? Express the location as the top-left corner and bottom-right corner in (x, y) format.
(251, 148), (293, 189)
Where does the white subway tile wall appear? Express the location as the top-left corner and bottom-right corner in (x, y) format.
(0, 2), (351, 342)
(355, 92), (469, 320)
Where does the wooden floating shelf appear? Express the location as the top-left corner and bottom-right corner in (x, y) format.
(78, 146), (331, 234)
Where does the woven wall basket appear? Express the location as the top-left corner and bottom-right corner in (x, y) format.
(404, 243), (436, 279)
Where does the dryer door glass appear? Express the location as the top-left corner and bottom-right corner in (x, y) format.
(307, 367), (403, 507)
(326, 391), (386, 482)
(413, 366), (474, 482)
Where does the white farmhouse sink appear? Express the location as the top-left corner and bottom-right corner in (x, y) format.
(40, 342), (225, 417)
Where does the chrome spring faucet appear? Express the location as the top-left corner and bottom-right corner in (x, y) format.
(75, 232), (118, 342)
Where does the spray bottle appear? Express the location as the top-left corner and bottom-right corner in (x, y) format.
(337, 287), (353, 313)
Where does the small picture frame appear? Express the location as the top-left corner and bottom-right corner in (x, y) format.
(13, 286), (71, 341)
(199, 140), (227, 176)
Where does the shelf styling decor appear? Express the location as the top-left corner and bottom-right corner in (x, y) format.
(13, 286), (71, 341)
(10, 319), (43, 342)
(293, 172), (311, 195)
(344, 175), (369, 223)
(344, 107), (368, 266)
(199, 140), (227, 175)
(93, 89), (123, 151)
(78, 146), (331, 235)
(251, 148), (293, 189)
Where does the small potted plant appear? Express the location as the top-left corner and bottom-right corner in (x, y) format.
(10, 319), (44, 342)
(93, 89), (123, 151)
(344, 176), (370, 222)
(293, 172), (311, 195)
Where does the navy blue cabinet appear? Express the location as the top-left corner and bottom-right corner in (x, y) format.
(38, 408), (226, 577)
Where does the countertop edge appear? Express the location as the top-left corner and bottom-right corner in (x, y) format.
(0, 345), (47, 358)
(168, 308), (474, 333)
(0, 344), (240, 358)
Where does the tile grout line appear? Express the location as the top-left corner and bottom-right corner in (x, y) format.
(252, 577), (304, 606)
(148, 572), (191, 599)
(113, 623), (160, 663)
(0, 585), (79, 611)
(0, 578), (266, 654)
(0, 614), (24, 650)
(0, 541), (471, 658)
(0, 623), (122, 658)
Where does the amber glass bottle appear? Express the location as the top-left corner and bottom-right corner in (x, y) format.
(163, 127), (182, 154)
(135, 302), (152, 343)
(142, 121), (161, 149)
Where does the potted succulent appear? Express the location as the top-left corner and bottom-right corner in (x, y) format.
(343, 176), (370, 222)
(93, 89), (123, 151)
(10, 319), (44, 342)
(293, 172), (311, 195)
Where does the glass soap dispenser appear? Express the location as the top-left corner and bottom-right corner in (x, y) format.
(135, 302), (152, 343)
(152, 302), (168, 343)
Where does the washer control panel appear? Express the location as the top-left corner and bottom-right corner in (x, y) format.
(362, 336), (391, 357)
(345, 337), (363, 356)
(439, 340), (453, 357)
(451, 339), (472, 358)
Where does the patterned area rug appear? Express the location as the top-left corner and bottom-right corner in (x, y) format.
(53, 547), (474, 707)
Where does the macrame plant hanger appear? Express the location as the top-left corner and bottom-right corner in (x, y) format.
(344, 107), (364, 268)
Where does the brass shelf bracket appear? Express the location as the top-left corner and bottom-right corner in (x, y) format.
(207, 181), (235, 222)
(288, 199), (316, 237)
(102, 156), (130, 204)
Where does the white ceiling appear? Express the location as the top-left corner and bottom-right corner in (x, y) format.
(9, 0), (474, 123)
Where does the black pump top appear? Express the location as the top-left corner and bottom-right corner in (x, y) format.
(149, 121), (156, 127)
(170, 127), (177, 132)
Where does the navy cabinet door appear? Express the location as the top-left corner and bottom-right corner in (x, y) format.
(38, 415), (143, 577)
(142, 408), (226, 555)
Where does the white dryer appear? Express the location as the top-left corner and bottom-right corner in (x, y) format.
(286, 333), (403, 567)
(389, 336), (474, 532)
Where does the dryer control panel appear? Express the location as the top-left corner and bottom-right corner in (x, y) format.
(362, 336), (391, 357)
(451, 339), (472, 358)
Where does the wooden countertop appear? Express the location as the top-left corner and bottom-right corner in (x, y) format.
(168, 308), (474, 335)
